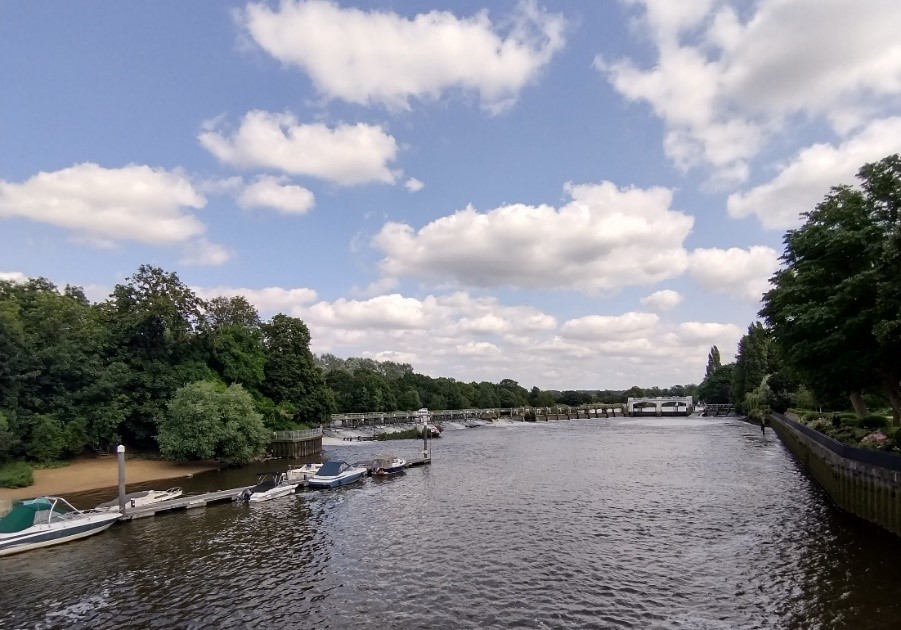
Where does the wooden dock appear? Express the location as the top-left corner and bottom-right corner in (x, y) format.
(119, 488), (248, 521)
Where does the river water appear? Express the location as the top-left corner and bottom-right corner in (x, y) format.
(2, 417), (901, 629)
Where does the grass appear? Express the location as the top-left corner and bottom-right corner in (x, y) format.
(372, 428), (424, 441)
(0, 461), (35, 488)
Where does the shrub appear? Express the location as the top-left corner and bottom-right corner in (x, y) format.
(0, 461), (34, 488)
(859, 414), (889, 430)
(802, 411), (822, 423)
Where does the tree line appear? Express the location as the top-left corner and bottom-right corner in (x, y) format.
(0, 265), (696, 467)
(698, 154), (901, 428)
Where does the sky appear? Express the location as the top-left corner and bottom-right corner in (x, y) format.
(1, 0), (900, 391)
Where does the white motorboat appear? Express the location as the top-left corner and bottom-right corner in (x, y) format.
(307, 461), (368, 489)
(0, 496), (120, 557)
(239, 472), (298, 502)
(370, 456), (407, 477)
(96, 487), (183, 512)
(285, 463), (322, 484)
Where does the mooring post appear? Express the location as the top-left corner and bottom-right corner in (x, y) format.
(117, 444), (126, 513)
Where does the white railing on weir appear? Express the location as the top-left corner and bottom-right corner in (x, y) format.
(272, 427), (323, 441)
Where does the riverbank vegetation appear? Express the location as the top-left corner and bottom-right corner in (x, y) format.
(698, 154), (901, 441)
(0, 265), (696, 484)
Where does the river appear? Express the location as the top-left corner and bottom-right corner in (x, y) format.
(2, 417), (900, 629)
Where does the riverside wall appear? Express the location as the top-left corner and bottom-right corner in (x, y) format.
(769, 412), (901, 537)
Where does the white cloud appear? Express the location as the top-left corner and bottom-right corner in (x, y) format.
(195, 285), (318, 314)
(688, 246), (779, 301)
(561, 312), (660, 341)
(199, 110), (399, 185)
(404, 177), (424, 193)
(727, 117), (901, 229)
(600, 0), (901, 182)
(372, 181), (693, 292)
(186, 279), (748, 388)
(180, 240), (233, 267)
(640, 289), (682, 311)
(238, 175), (316, 215)
(239, 0), (566, 112)
(0, 163), (211, 246)
(0, 271), (27, 283)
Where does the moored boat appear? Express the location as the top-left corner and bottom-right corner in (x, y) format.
(239, 472), (298, 502)
(285, 463), (322, 484)
(371, 456), (407, 476)
(96, 487), (183, 512)
(307, 461), (367, 488)
(0, 497), (120, 557)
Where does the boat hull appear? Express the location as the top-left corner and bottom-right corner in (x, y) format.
(307, 470), (366, 488)
(0, 514), (119, 557)
(247, 484), (298, 502)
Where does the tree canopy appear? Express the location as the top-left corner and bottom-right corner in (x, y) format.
(760, 154), (901, 425)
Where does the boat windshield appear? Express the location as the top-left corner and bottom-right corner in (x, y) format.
(0, 498), (75, 533)
(316, 461), (347, 476)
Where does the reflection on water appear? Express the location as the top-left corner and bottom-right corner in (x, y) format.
(2, 418), (900, 629)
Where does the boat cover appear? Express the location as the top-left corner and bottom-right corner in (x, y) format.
(316, 461), (347, 476)
(0, 499), (65, 533)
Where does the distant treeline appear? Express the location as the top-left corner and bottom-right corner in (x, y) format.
(0, 264), (696, 466)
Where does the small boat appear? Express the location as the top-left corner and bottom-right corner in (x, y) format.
(285, 463), (322, 484)
(371, 457), (407, 476)
(307, 461), (367, 489)
(0, 496), (120, 557)
(239, 472), (298, 502)
(96, 487), (183, 512)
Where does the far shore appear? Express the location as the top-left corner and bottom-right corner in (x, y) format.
(0, 457), (220, 500)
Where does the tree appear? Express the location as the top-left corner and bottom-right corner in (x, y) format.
(731, 323), (770, 411)
(158, 381), (269, 464)
(262, 315), (335, 424)
(704, 346), (722, 380)
(698, 364), (734, 404)
(760, 155), (901, 425)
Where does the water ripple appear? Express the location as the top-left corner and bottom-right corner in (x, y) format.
(3, 419), (901, 629)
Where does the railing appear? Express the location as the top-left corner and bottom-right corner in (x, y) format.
(771, 412), (901, 471)
(272, 427), (323, 441)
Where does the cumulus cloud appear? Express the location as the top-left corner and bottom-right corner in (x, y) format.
(187, 280), (745, 388)
(0, 163), (230, 264)
(599, 0), (901, 183)
(194, 285), (318, 314)
(199, 110), (399, 185)
(688, 246), (780, 301)
(561, 312), (660, 341)
(404, 177), (424, 193)
(727, 117), (901, 229)
(372, 181), (693, 292)
(237, 175), (316, 215)
(239, 0), (566, 112)
(0, 271), (27, 283)
(640, 289), (682, 311)
(180, 240), (233, 267)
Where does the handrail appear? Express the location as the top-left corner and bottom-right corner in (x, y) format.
(770, 412), (901, 471)
(272, 427), (323, 441)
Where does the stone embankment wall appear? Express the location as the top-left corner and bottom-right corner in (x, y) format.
(770, 413), (901, 537)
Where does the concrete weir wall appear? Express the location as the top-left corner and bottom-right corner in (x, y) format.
(770, 413), (901, 537)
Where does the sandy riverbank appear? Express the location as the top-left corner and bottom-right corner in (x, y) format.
(0, 457), (219, 500)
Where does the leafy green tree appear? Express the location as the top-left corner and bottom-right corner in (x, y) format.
(760, 155), (901, 424)
(397, 388), (422, 411)
(262, 315), (334, 423)
(704, 346), (721, 379)
(698, 364), (734, 404)
(731, 323), (770, 410)
(158, 381), (269, 464)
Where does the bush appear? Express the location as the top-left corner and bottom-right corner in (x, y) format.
(859, 414), (889, 430)
(0, 461), (34, 488)
(802, 411), (822, 423)
(26, 414), (66, 463)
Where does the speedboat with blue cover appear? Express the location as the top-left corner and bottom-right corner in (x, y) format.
(0, 496), (120, 557)
(307, 460), (367, 488)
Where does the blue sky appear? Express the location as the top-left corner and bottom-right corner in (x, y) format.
(2, 1), (900, 390)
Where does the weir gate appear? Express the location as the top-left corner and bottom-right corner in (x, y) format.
(626, 396), (694, 416)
